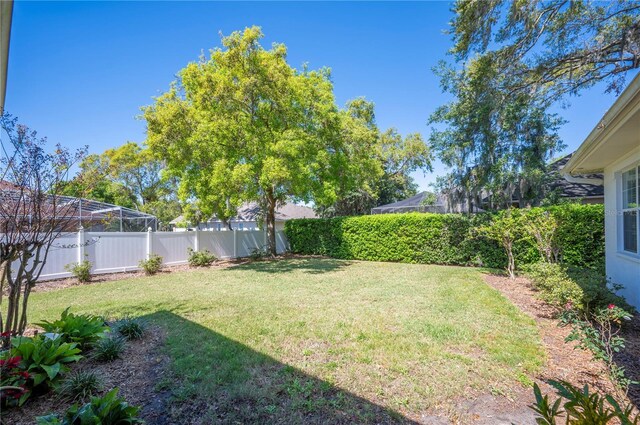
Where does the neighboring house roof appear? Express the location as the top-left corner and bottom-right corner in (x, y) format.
(0, 179), (21, 191)
(564, 73), (640, 175)
(169, 215), (185, 225)
(170, 202), (317, 225)
(371, 192), (447, 214)
(546, 153), (604, 199)
(229, 202), (317, 222)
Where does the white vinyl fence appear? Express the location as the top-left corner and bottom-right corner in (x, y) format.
(35, 229), (289, 281)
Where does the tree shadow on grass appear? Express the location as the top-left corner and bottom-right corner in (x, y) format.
(144, 310), (418, 425)
(230, 257), (352, 275)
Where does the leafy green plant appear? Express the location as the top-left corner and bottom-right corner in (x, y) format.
(91, 336), (125, 362)
(56, 370), (103, 402)
(138, 254), (163, 276)
(478, 209), (523, 279)
(64, 259), (92, 283)
(525, 263), (628, 313)
(561, 305), (636, 392)
(249, 246), (268, 261)
(37, 307), (109, 348)
(3, 335), (82, 387)
(523, 210), (561, 263)
(187, 248), (216, 267)
(0, 355), (31, 407)
(526, 263), (585, 310)
(36, 388), (144, 424)
(114, 317), (146, 341)
(285, 204), (605, 270)
(530, 381), (639, 424)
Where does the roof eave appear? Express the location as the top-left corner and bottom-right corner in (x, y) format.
(0, 0), (13, 112)
(563, 73), (640, 176)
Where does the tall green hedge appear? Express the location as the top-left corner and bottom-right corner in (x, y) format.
(284, 204), (604, 270)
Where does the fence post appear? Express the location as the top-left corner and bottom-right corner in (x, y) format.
(146, 227), (153, 259)
(233, 229), (238, 258)
(77, 226), (85, 263)
(194, 228), (200, 252)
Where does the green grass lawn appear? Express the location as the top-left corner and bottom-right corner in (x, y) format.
(27, 258), (544, 423)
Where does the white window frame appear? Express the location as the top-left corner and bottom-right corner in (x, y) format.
(619, 164), (640, 256)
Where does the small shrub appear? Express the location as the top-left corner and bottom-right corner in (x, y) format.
(0, 355), (31, 407)
(37, 307), (109, 348)
(138, 254), (163, 276)
(249, 246), (268, 261)
(523, 209), (561, 263)
(91, 336), (125, 362)
(187, 248), (216, 267)
(561, 305), (636, 392)
(565, 267), (629, 311)
(36, 388), (144, 424)
(3, 335), (82, 387)
(56, 370), (103, 402)
(526, 263), (629, 313)
(478, 209), (523, 279)
(114, 317), (146, 341)
(65, 259), (92, 283)
(526, 262), (584, 310)
(530, 380), (639, 424)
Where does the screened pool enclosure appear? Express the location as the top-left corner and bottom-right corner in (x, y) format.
(62, 197), (157, 232)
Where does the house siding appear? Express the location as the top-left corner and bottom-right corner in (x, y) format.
(604, 144), (640, 309)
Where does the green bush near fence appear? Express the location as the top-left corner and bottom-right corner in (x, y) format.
(284, 204), (604, 270)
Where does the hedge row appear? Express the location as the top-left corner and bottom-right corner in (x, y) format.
(284, 204), (604, 270)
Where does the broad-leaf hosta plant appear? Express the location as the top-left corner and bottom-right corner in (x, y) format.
(36, 388), (143, 425)
(4, 335), (82, 387)
(37, 307), (109, 348)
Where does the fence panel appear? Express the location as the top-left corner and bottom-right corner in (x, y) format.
(199, 231), (235, 258)
(38, 233), (79, 280)
(153, 232), (194, 265)
(85, 232), (147, 274)
(4, 229), (290, 282)
(276, 231), (289, 254)
(237, 231), (266, 257)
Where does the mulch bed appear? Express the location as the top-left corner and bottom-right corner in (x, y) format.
(480, 273), (639, 421)
(1, 326), (171, 425)
(30, 258), (252, 293)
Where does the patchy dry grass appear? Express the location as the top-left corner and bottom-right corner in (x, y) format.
(27, 258), (543, 422)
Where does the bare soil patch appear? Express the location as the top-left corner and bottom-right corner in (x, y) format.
(2, 327), (171, 425)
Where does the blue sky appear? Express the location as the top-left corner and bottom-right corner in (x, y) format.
(5, 1), (636, 191)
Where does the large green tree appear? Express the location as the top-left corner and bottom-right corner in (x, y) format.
(431, 1), (639, 211)
(430, 56), (565, 210)
(143, 27), (378, 254)
(62, 142), (181, 226)
(318, 126), (432, 217)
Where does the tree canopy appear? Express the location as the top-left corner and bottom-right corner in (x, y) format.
(429, 55), (565, 210)
(430, 0), (639, 210)
(318, 125), (432, 217)
(61, 142), (180, 226)
(143, 27), (379, 253)
(450, 0), (640, 104)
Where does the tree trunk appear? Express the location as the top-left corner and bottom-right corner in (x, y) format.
(505, 240), (515, 280)
(266, 189), (277, 257)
